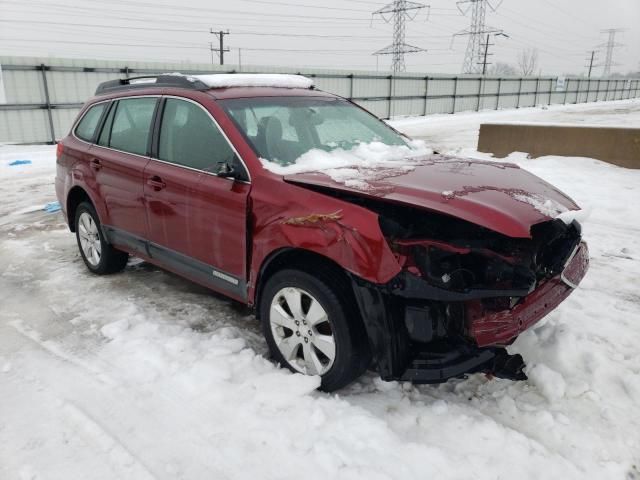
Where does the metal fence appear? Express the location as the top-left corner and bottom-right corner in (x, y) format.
(1, 56), (639, 144)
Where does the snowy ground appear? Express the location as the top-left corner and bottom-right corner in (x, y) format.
(1, 100), (640, 480)
(389, 97), (640, 153)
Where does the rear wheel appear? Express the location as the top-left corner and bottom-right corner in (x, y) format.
(259, 269), (370, 391)
(75, 202), (128, 274)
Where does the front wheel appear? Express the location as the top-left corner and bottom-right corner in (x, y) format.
(259, 269), (370, 391)
(75, 202), (128, 275)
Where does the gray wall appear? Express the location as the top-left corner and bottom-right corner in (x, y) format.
(1, 56), (639, 144)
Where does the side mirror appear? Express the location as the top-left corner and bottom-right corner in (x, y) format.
(216, 161), (236, 179)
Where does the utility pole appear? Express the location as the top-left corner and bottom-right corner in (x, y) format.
(585, 50), (596, 77)
(210, 29), (230, 66)
(454, 0), (505, 74)
(598, 28), (624, 76)
(478, 32), (508, 75)
(372, 0), (430, 73)
(480, 34), (492, 74)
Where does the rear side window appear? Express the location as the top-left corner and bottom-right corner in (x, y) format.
(108, 98), (157, 156)
(158, 98), (237, 172)
(75, 103), (106, 142)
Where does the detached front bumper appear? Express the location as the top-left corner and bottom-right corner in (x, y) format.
(467, 242), (589, 347)
(350, 241), (589, 383)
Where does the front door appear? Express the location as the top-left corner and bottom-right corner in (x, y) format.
(143, 97), (250, 301)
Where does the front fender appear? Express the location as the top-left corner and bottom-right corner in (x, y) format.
(248, 176), (401, 303)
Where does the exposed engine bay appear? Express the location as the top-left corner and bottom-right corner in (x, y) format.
(377, 200), (582, 298)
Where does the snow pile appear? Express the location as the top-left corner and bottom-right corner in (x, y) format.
(190, 73), (314, 89)
(261, 140), (432, 189)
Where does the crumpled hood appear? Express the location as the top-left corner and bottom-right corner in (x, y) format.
(283, 155), (580, 238)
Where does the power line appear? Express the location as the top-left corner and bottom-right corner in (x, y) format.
(0, 18), (455, 41)
(495, 8), (599, 50)
(372, 0), (430, 73)
(0, 35), (453, 57)
(40, 0), (375, 22)
(0, 0), (374, 23)
(536, 0), (601, 31)
(0, 18), (206, 34)
(0, 9), (388, 30)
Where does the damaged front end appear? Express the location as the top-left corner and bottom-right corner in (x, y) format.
(349, 204), (589, 383)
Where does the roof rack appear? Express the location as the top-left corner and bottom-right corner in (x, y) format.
(94, 75), (209, 96)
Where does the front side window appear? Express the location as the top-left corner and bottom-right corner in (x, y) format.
(108, 97), (157, 156)
(220, 97), (408, 166)
(158, 98), (241, 175)
(75, 103), (107, 142)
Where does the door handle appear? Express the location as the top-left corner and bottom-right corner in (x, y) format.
(147, 176), (166, 191)
(90, 158), (102, 170)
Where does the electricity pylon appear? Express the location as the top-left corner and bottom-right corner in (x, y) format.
(454, 0), (504, 74)
(373, 0), (430, 73)
(599, 28), (624, 76)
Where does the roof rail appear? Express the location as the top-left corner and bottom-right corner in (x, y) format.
(95, 75), (209, 95)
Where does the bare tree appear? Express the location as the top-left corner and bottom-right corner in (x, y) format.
(488, 62), (518, 76)
(518, 48), (539, 76)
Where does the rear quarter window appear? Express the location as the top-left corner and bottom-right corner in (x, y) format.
(75, 103), (107, 142)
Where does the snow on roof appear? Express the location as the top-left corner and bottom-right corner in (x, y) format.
(191, 73), (314, 90)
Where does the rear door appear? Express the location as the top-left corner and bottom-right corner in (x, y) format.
(143, 97), (250, 301)
(92, 96), (158, 255)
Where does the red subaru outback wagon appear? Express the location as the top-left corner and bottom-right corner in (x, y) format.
(56, 73), (588, 391)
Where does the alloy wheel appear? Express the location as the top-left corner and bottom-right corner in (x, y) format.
(269, 287), (336, 376)
(78, 211), (102, 267)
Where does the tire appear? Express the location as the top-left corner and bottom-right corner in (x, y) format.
(259, 268), (370, 392)
(75, 201), (128, 275)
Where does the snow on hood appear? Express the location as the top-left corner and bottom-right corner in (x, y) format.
(555, 207), (590, 225)
(283, 153), (582, 238)
(262, 141), (583, 236)
(191, 73), (314, 89)
(511, 192), (568, 217)
(260, 140), (433, 190)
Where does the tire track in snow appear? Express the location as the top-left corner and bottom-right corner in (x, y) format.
(4, 317), (229, 480)
(8, 319), (118, 388)
(61, 402), (158, 480)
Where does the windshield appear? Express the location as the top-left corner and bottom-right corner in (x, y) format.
(219, 96), (408, 165)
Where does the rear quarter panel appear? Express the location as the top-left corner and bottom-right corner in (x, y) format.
(56, 132), (105, 225)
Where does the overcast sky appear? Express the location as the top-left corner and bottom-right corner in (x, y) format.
(0, 0), (638, 76)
